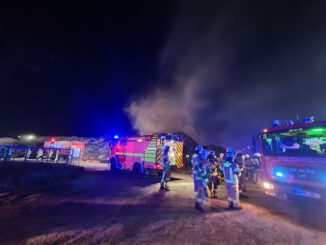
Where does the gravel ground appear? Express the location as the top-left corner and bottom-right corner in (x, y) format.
(0, 170), (325, 245)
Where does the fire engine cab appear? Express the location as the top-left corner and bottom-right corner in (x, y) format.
(254, 117), (326, 202)
(108, 133), (183, 176)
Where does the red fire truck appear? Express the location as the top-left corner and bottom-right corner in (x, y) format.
(108, 133), (184, 176)
(254, 118), (326, 202)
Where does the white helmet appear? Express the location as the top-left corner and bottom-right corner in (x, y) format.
(253, 152), (261, 158)
(208, 150), (215, 156)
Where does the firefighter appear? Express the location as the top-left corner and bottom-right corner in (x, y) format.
(167, 145), (176, 181)
(206, 150), (220, 198)
(160, 145), (171, 190)
(218, 153), (225, 182)
(219, 153), (224, 163)
(220, 147), (242, 209)
(48, 149), (54, 161)
(252, 153), (261, 168)
(238, 154), (249, 193)
(54, 150), (59, 162)
(192, 146), (209, 211)
(251, 153), (262, 184)
(36, 148), (43, 161)
(26, 148), (32, 159)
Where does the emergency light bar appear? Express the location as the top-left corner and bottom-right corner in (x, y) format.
(272, 116), (315, 127)
(302, 117), (314, 123)
(272, 120), (280, 127)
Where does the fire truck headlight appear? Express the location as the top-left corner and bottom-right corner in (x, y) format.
(263, 182), (274, 190)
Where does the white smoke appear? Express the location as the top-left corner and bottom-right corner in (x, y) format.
(126, 1), (326, 148)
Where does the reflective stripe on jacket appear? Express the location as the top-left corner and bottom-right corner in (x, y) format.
(221, 160), (240, 184)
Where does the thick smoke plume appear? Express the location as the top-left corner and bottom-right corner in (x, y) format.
(126, 1), (326, 148)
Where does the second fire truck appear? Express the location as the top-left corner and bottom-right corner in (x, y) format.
(108, 133), (184, 176)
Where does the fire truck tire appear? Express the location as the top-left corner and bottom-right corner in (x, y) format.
(132, 163), (143, 177)
(110, 158), (117, 173)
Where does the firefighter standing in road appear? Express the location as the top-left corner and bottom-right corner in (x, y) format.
(220, 147), (242, 209)
(160, 145), (171, 190)
(251, 153), (262, 184)
(167, 145), (176, 181)
(238, 154), (249, 193)
(206, 150), (220, 198)
(192, 146), (209, 211)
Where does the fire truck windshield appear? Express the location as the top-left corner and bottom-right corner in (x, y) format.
(262, 126), (326, 157)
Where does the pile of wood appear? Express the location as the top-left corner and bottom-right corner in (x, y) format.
(47, 136), (111, 162)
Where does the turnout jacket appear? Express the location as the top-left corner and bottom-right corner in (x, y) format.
(191, 153), (207, 181)
(220, 158), (240, 184)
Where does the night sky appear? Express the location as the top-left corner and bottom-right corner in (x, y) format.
(1, 1), (326, 148)
(0, 1), (176, 137)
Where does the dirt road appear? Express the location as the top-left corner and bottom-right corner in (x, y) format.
(0, 169), (325, 245)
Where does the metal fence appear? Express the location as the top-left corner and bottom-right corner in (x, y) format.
(0, 145), (79, 165)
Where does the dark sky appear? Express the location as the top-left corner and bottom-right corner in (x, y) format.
(1, 1), (326, 148)
(0, 0), (176, 137)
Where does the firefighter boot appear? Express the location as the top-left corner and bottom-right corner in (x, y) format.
(160, 183), (165, 191)
(228, 201), (234, 209)
(195, 202), (205, 213)
(208, 188), (213, 198)
(233, 201), (242, 210)
(212, 189), (217, 198)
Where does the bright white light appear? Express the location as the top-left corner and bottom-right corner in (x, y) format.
(27, 135), (35, 140)
(275, 171), (284, 177)
(22, 134), (36, 141)
(263, 182), (274, 190)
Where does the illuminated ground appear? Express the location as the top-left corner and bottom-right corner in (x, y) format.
(0, 169), (325, 244)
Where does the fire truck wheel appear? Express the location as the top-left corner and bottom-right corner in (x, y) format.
(110, 158), (117, 173)
(132, 163), (143, 177)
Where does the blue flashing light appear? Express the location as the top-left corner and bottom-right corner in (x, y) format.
(302, 116), (314, 123)
(321, 174), (326, 183)
(284, 120), (294, 126)
(272, 120), (280, 127)
(275, 171), (284, 177)
(114, 135), (119, 139)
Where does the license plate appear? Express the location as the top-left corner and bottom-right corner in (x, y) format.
(292, 189), (321, 199)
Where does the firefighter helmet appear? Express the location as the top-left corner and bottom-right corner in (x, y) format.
(208, 150), (215, 156)
(226, 147), (235, 158)
(253, 152), (261, 158)
(201, 149), (208, 159)
(195, 145), (203, 152)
